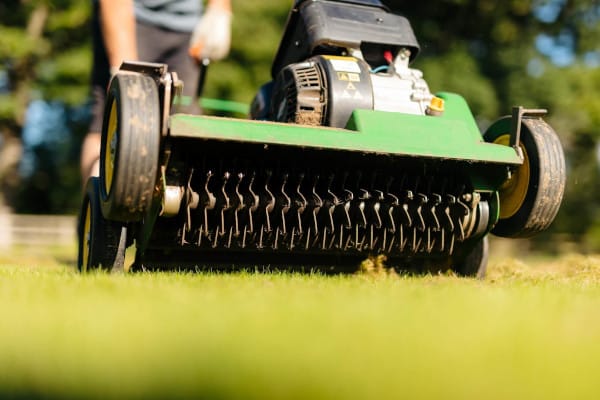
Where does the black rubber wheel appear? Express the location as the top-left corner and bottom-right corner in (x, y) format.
(484, 116), (566, 238)
(77, 177), (127, 272)
(99, 72), (160, 222)
(453, 236), (489, 279)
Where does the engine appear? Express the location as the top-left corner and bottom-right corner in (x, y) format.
(268, 51), (438, 128)
(250, 0), (442, 128)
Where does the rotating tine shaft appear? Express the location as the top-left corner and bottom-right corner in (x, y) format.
(185, 163), (474, 256)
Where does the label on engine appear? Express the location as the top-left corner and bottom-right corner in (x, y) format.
(337, 72), (361, 82)
(327, 58), (361, 74)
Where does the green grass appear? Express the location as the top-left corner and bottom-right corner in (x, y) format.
(1, 245), (600, 399)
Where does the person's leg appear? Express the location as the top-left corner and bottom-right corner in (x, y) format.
(80, 133), (101, 180)
(81, 2), (110, 183)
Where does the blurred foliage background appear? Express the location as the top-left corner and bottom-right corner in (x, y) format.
(0, 0), (599, 251)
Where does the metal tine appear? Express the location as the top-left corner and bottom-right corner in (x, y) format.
(426, 227), (435, 253)
(447, 231), (455, 254)
(293, 173), (307, 235)
(357, 189), (369, 227)
(196, 226), (203, 246)
(180, 168), (197, 247)
(184, 168), (197, 235)
(247, 172), (259, 234)
(400, 190), (413, 228)
(370, 190), (385, 252)
(369, 225), (380, 252)
(262, 170), (275, 233)
(232, 172), (244, 236)
(180, 224), (187, 246)
(386, 193), (399, 233)
(372, 190), (384, 229)
(330, 174), (351, 232)
(212, 225), (219, 248)
(337, 172), (354, 250)
(427, 193), (442, 232)
(278, 173), (291, 236)
(289, 227), (296, 250)
(454, 195), (470, 241)
(258, 226), (264, 249)
(443, 194), (456, 233)
(310, 175), (323, 241)
(354, 189), (370, 250)
(462, 192), (480, 239)
(382, 173), (395, 243)
(434, 178), (452, 241)
(387, 232), (395, 253)
(344, 230), (353, 250)
(399, 224), (406, 252)
(341, 191), (353, 228)
(414, 193), (427, 232)
(450, 184), (468, 241)
(356, 224), (366, 251)
(338, 224), (344, 250)
(201, 170), (216, 237)
(412, 226), (423, 253)
(324, 173), (337, 235)
(217, 172), (231, 236)
(226, 226), (233, 248)
(382, 176), (397, 233)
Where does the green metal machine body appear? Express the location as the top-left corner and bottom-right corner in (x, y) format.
(78, 0), (566, 276)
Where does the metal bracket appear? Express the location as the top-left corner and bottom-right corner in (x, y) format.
(510, 106), (547, 159)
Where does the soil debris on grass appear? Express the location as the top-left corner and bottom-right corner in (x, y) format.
(487, 253), (600, 284)
(357, 255), (397, 278)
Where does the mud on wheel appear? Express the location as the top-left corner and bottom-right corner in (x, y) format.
(484, 116), (566, 238)
(100, 71), (160, 222)
(77, 177), (126, 272)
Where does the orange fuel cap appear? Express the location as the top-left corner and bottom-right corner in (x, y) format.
(429, 96), (444, 115)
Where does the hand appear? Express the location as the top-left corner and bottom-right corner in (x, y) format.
(189, 4), (232, 62)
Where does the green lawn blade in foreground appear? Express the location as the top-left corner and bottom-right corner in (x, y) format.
(1, 259), (600, 399)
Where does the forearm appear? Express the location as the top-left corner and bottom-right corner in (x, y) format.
(206, 0), (231, 12)
(99, 0), (138, 69)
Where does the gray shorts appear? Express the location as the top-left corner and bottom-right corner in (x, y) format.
(89, 5), (201, 133)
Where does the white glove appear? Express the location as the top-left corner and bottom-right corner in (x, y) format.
(189, 5), (232, 62)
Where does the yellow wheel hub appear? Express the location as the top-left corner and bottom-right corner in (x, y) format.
(82, 202), (91, 272)
(104, 100), (118, 196)
(494, 134), (530, 219)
